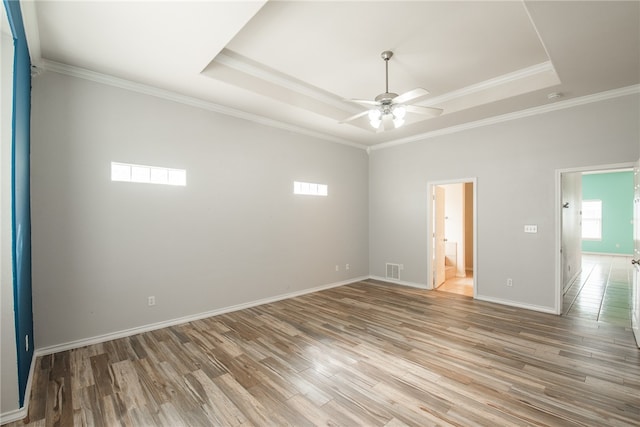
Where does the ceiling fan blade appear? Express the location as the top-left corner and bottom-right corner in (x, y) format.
(345, 98), (380, 106)
(404, 104), (444, 117)
(392, 88), (430, 105)
(339, 110), (369, 124)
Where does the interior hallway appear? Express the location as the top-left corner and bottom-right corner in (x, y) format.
(563, 254), (633, 327)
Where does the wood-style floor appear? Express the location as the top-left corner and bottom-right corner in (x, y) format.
(6, 279), (640, 426)
(436, 273), (474, 297)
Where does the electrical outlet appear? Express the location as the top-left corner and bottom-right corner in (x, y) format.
(346, 264), (350, 270)
(507, 278), (513, 287)
(524, 225), (538, 233)
(335, 265), (339, 271)
(148, 296), (156, 306)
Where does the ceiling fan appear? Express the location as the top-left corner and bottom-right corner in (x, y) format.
(341, 51), (443, 131)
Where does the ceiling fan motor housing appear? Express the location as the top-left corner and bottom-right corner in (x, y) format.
(375, 92), (398, 104)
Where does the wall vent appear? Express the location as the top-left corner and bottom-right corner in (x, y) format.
(386, 263), (400, 280)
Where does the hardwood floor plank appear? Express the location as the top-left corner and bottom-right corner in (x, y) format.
(187, 370), (247, 426)
(89, 354), (114, 398)
(212, 373), (291, 426)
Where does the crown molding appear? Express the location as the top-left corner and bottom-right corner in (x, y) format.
(213, 49), (361, 115)
(37, 60), (368, 151)
(371, 84), (640, 151)
(35, 60), (638, 153)
(420, 61), (556, 107)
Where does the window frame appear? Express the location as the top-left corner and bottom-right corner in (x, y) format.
(111, 162), (186, 187)
(581, 199), (602, 241)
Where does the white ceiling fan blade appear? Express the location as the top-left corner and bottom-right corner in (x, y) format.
(404, 104), (444, 117)
(392, 88), (430, 105)
(339, 110), (370, 124)
(346, 98), (380, 106)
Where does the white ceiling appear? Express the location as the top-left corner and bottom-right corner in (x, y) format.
(23, 1), (640, 148)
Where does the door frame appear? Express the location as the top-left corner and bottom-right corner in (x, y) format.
(633, 159), (640, 348)
(427, 177), (478, 298)
(554, 162), (634, 315)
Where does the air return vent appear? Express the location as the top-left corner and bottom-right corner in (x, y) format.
(386, 263), (400, 280)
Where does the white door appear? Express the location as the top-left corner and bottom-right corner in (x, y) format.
(632, 161), (640, 348)
(434, 186), (446, 288)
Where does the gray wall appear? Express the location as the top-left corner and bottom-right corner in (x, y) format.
(31, 71), (369, 349)
(370, 94), (639, 311)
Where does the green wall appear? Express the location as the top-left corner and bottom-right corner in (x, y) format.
(582, 171), (633, 255)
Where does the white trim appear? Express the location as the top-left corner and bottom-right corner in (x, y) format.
(582, 168), (633, 175)
(426, 178), (478, 298)
(33, 60), (639, 153)
(372, 85), (640, 151)
(215, 50), (554, 116)
(555, 162), (636, 315)
(0, 355), (36, 425)
(581, 251), (634, 257)
(420, 62), (555, 107)
(0, 406), (26, 425)
(522, 2), (557, 82)
(213, 49), (361, 115)
(36, 60), (367, 151)
(368, 275), (428, 290)
(35, 276), (368, 356)
(474, 295), (556, 315)
(367, 276), (556, 315)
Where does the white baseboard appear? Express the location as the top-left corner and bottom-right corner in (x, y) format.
(35, 276), (368, 357)
(366, 276), (556, 315)
(582, 251), (633, 257)
(474, 294), (556, 314)
(0, 354), (36, 425)
(367, 275), (428, 290)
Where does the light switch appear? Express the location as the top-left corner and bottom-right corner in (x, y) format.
(524, 225), (538, 233)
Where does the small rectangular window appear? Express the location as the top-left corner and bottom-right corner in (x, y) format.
(582, 200), (602, 240)
(111, 162), (186, 186)
(131, 165), (151, 183)
(111, 163), (131, 182)
(294, 181), (327, 196)
(168, 169), (187, 186)
(150, 167), (168, 184)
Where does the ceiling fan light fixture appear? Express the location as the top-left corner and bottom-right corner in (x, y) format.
(393, 116), (405, 128)
(342, 50), (442, 131)
(393, 105), (406, 119)
(368, 109), (382, 128)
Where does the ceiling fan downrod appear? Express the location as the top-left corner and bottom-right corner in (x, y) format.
(382, 50), (392, 94)
(376, 51), (397, 104)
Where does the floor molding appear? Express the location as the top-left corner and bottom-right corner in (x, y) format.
(475, 294), (556, 314)
(368, 275), (428, 290)
(582, 252), (634, 257)
(35, 276), (368, 357)
(0, 355), (36, 425)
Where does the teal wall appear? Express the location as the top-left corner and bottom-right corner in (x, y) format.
(582, 171), (633, 255)
(4, 0), (34, 406)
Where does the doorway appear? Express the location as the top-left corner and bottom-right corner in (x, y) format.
(428, 179), (476, 297)
(557, 163), (635, 315)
